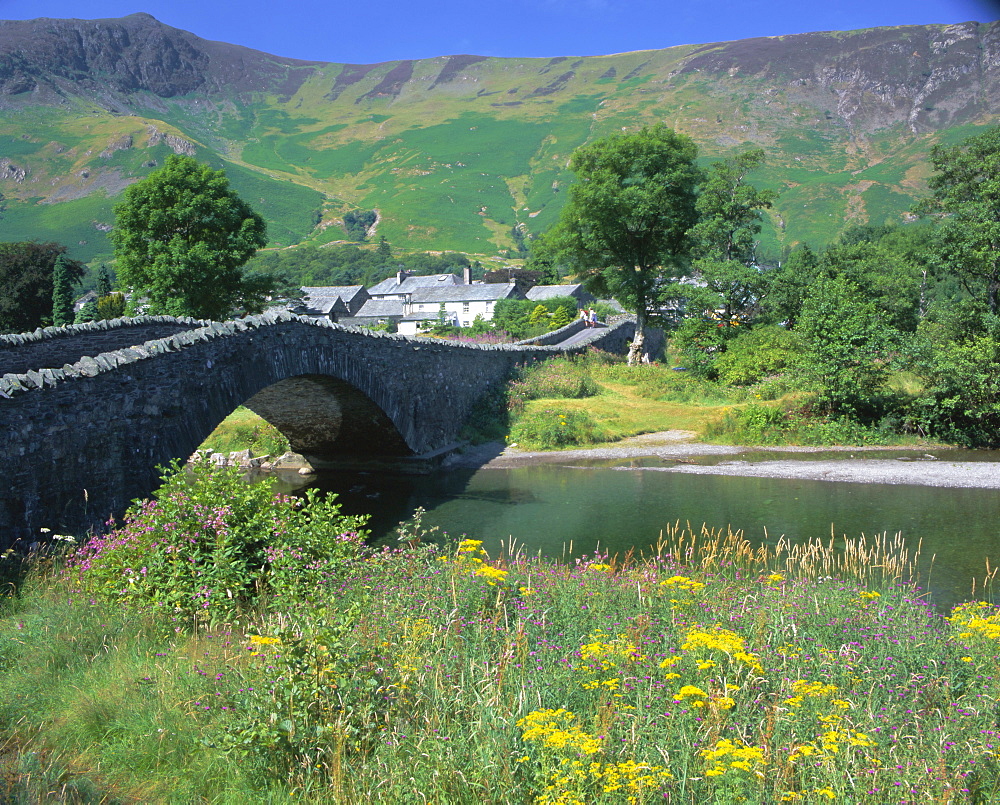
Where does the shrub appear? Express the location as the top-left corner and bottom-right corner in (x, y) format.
(68, 461), (369, 624)
(704, 403), (890, 446)
(713, 325), (801, 386)
(509, 408), (605, 449)
(671, 317), (740, 379)
(703, 403), (789, 444)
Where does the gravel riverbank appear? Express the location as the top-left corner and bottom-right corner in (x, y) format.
(447, 432), (1000, 489)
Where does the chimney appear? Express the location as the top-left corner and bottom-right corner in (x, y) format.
(397, 269), (408, 285)
(463, 266), (472, 285)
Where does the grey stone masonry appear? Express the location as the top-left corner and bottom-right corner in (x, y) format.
(0, 312), (649, 547)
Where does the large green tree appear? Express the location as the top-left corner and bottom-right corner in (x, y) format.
(687, 148), (777, 322)
(0, 242), (83, 334)
(918, 126), (1000, 313)
(111, 155), (269, 320)
(546, 124), (702, 363)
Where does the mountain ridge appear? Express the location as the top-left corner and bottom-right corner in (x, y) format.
(0, 14), (997, 262)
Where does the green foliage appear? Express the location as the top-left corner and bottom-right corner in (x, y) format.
(509, 408), (605, 449)
(671, 317), (740, 380)
(219, 602), (388, 783)
(548, 124), (702, 360)
(199, 406), (291, 457)
(704, 402), (892, 445)
(50, 254), (77, 326)
(96, 291), (127, 320)
(818, 234), (926, 332)
(69, 461), (369, 625)
(918, 125), (1000, 313)
(759, 243), (820, 327)
(907, 304), (1000, 446)
(550, 305), (573, 329)
(528, 303), (550, 326)
(795, 275), (892, 417)
(706, 403), (788, 443)
(712, 325), (802, 386)
(492, 295), (579, 339)
(685, 148), (777, 322)
(0, 241), (84, 334)
(74, 297), (98, 324)
(111, 155), (269, 320)
(342, 209), (377, 241)
(95, 264), (114, 297)
(243, 243), (470, 290)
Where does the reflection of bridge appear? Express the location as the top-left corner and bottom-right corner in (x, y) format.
(0, 312), (651, 545)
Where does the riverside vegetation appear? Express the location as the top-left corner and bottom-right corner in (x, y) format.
(457, 348), (931, 451)
(1, 461), (999, 802)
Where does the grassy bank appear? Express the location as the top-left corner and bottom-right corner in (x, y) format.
(499, 352), (934, 451)
(199, 405), (290, 457)
(0, 464), (997, 802)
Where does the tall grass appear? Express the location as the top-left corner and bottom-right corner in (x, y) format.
(2, 491), (999, 803)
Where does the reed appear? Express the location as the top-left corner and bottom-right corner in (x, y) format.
(655, 520), (923, 586)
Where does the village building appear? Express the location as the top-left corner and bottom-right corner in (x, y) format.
(524, 283), (595, 306)
(299, 268), (536, 333)
(367, 270), (467, 301)
(395, 282), (523, 335)
(293, 285), (369, 321)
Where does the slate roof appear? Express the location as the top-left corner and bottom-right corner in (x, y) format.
(409, 283), (520, 304)
(525, 284), (592, 301)
(368, 273), (461, 296)
(350, 299), (406, 318)
(302, 285), (366, 301)
(294, 285), (369, 317)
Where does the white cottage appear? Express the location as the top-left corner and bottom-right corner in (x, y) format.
(396, 282), (523, 336)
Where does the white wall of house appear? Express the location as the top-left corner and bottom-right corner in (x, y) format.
(405, 299), (499, 328)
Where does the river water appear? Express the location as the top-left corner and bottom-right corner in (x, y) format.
(276, 449), (1000, 610)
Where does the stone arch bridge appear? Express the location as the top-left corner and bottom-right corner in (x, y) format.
(0, 312), (652, 547)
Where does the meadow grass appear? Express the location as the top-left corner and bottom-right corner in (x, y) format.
(506, 356), (776, 449)
(199, 405), (290, 457)
(2, 512), (998, 803)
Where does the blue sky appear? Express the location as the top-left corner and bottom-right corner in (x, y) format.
(0, 0), (997, 64)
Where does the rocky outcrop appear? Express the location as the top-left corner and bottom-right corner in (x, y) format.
(0, 158), (26, 183)
(680, 21), (998, 133)
(146, 126), (196, 155)
(0, 12), (321, 101)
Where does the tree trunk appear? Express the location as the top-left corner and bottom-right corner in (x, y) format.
(627, 309), (646, 366)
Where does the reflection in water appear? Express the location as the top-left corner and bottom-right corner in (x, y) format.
(282, 460), (1000, 611)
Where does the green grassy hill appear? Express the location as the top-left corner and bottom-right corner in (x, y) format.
(1, 15), (997, 264)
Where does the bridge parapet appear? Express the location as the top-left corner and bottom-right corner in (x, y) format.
(0, 312), (649, 546)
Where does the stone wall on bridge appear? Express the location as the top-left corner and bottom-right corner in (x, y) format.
(0, 312), (649, 547)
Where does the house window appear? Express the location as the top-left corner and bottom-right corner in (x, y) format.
(462, 302), (470, 313)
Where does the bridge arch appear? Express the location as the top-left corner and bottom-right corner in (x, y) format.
(0, 312), (653, 545)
